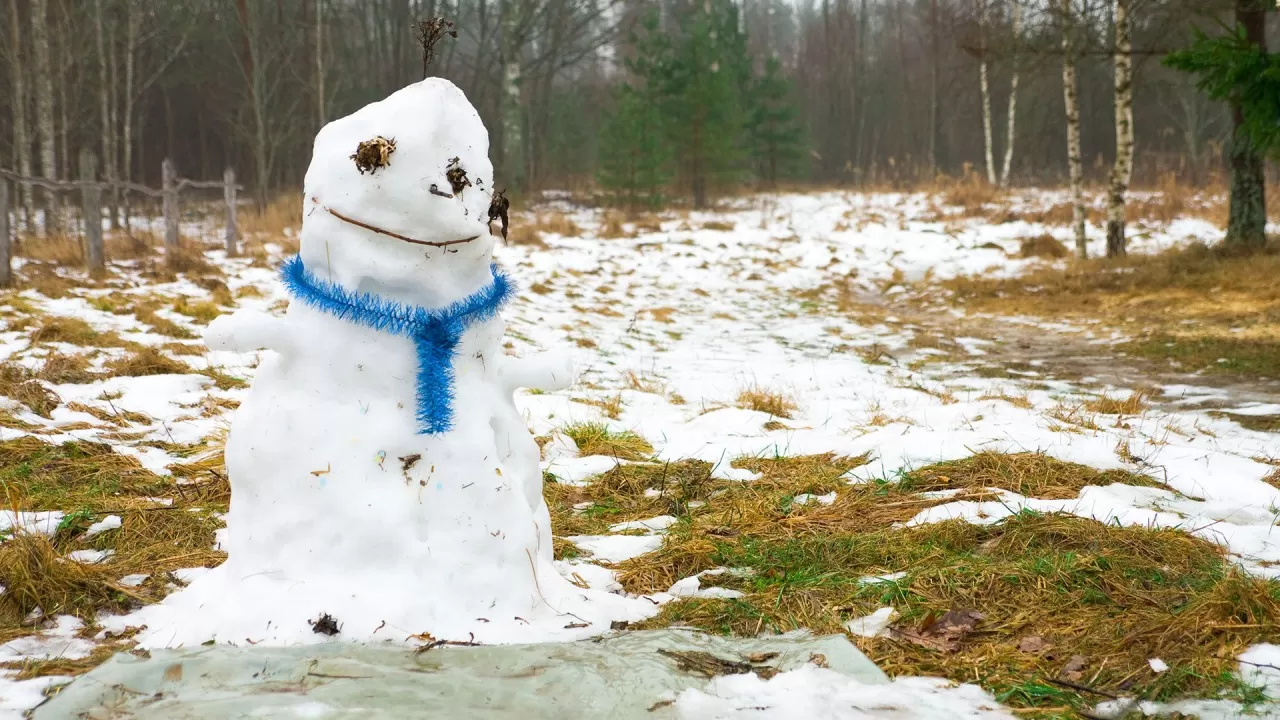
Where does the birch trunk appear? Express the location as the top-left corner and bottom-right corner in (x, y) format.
(7, 0), (33, 228)
(979, 1), (996, 185)
(31, 0), (59, 234)
(1226, 0), (1267, 250)
(1061, 0), (1086, 258)
(500, 0), (525, 190)
(1105, 0), (1134, 258)
(1000, 0), (1022, 187)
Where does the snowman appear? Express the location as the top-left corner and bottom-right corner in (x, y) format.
(134, 78), (654, 647)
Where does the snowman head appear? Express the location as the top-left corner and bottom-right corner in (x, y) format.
(299, 78), (497, 307)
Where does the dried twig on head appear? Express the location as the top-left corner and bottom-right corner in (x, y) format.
(414, 18), (458, 78)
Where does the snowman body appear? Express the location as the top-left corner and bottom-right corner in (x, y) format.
(134, 79), (650, 648)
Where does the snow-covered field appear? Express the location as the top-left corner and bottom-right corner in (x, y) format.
(1, 190), (1278, 718)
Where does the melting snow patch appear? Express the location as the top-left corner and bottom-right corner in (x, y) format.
(609, 515), (678, 534)
(0, 616), (96, 662)
(67, 549), (114, 564)
(567, 535), (663, 563)
(673, 666), (1016, 719)
(793, 492), (837, 506)
(83, 515), (122, 538)
(845, 607), (898, 638)
(0, 510), (63, 537)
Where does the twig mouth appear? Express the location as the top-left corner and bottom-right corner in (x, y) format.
(318, 202), (479, 248)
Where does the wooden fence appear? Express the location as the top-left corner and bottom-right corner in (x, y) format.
(0, 156), (241, 288)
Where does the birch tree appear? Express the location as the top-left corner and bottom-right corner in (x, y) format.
(1061, 0), (1087, 258)
(1105, 0), (1134, 258)
(978, 0), (996, 185)
(999, 0), (1021, 187)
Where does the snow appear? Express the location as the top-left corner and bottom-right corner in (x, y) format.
(672, 665), (1015, 719)
(82, 515), (122, 538)
(845, 607), (899, 638)
(569, 534), (664, 563)
(0, 617), (95, 663)
(0, 511), (63, 537)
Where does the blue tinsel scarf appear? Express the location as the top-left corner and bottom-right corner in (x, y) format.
(279, 255), (514, 435)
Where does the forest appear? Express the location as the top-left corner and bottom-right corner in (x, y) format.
(1, 0), (1276, 214)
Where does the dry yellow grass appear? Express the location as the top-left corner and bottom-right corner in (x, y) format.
(584, 451), (1272, 716)
(560, 422), (653, 461)
(240, 193), (302, 238)
(505, 212), (582, 246)
(944, 241), (1280, 379)
(1017, 234), (1070, 259)
(14, 233), (84, 266)
(106, 347), (192, 377)
(736, 386), (799, 419)
(1083, 389), (1152, 416)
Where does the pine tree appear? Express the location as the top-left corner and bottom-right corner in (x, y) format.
(1165, 2), (1276, 250)
(746, 56), (806, 188)
(597, 83), (672, 211)
(660, 0), (749, 208)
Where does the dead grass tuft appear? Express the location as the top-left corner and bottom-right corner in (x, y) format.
(938, 170), (1005, 217)
(30, 316), (125, 348)
(1017, 234), (1070, 259)
(0, 365), (60, 417)
(598, 212), (634, 239)
(1083, 389), (1152, 416)
(0, 534), (132, 624)
(241, 193), (301, 238)
(105, 347), (192, 377)
(736, 386), (799, 419)
(898, 451), (1159, 499)
(36, 352), (98, 385)
(15, 233), (84, 266)
(561, 422), (653, 461)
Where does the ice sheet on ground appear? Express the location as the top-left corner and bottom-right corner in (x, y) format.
(34, 629), (886, 720)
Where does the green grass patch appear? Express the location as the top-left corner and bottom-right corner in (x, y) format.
(1125, 335), (1280, 379)
(1208, 411), (1280, 434)
(595, 451), (1266, 716)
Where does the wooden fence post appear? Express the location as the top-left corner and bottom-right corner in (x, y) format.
(81, 150), (105, 276)
(0, 179), (11, 289)
(162, 158), (180, 269)
(224, 167), (239, 256)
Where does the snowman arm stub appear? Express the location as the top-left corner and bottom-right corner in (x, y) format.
(501, 351), (575, 393)
(204, 309), (296, 355)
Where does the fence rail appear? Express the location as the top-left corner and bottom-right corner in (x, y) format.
(0, 157), (241, 288)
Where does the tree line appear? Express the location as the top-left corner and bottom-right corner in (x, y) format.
(0, 1), (1275, 243)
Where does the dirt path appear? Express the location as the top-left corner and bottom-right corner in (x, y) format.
(864, 291), (1280, 416)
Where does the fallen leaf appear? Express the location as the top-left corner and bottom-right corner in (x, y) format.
(163, 663), (183, 682)
(658, 649), (753, 678)
(891, 608), (984, 653)
(1018, 635), (1049, 653)
(808, 653), (829, 669)
(1061, 654), (1089, 682)
(745, 652), (780, 664)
